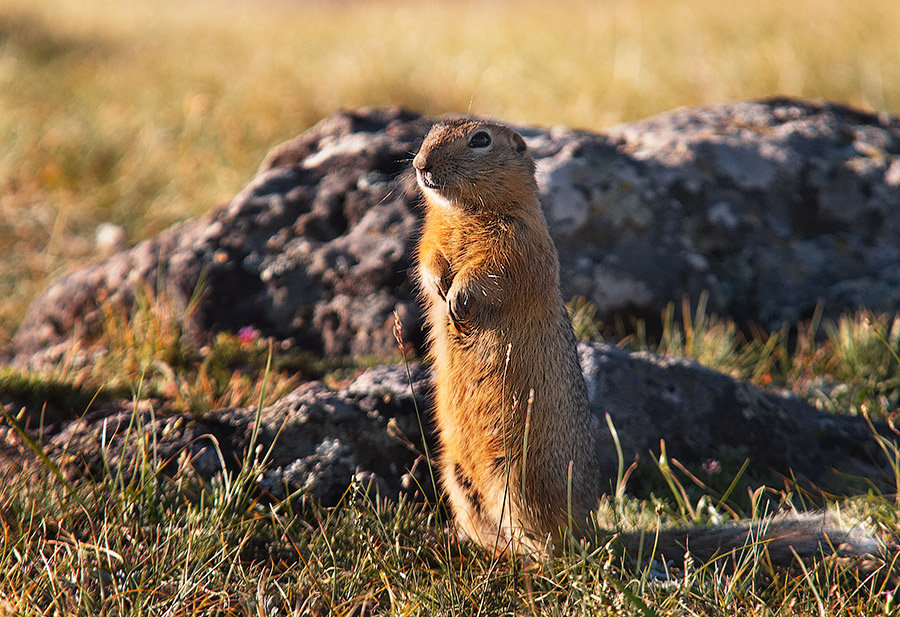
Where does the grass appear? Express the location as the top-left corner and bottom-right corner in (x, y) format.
(1, 0), (900, 343)
(0, 281), (338, 420)
(569, 294), (900, 422)
(1, 395), (898, 616)
(0, 292), (898, 614)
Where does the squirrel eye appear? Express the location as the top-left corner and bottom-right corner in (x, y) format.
(467, 130), (492, 149)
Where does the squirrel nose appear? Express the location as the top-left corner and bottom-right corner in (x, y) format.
(413, 153), (429, 172)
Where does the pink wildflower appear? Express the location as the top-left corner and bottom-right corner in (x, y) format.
(702, 460), (721, 477)
(238, 326), (259, 345)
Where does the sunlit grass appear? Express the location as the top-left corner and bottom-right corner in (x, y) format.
(1, 0), (899, 342)
(0, 293), (897, 614)
(1, 378), (896, 615)
(1, 283), (323, 416)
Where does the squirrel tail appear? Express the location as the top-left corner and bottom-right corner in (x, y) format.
(613, 513), (882, 567)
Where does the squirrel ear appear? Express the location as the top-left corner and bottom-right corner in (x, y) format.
(512, 132), (527, 154)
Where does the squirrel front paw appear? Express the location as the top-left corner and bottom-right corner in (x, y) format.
(419, 251), (453, 301)
(447, 275), (492, 334)
(447, 286), (473, 331)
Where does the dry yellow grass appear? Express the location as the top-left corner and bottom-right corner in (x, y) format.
(1, 0), (899, 343)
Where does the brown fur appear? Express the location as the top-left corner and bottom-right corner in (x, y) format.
(414, 119), (600, 554)
(413, 118), (881, 562)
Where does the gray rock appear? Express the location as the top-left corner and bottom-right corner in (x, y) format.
(251, 368), (434, 503)
(11, 107), (432, 363)
(10, 98), (900, 363)
(45, 402), (251, 482)
(578, 344), (890, 494)
(15, 343), (892, 504)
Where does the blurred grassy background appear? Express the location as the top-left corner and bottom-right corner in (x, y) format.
(1, 0), (899, 345)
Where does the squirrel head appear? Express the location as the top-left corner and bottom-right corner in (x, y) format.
(413, 119), (537, 213)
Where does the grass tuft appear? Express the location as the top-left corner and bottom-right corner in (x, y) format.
(825, 311), (900, 413)
(2, 280), (340, 418)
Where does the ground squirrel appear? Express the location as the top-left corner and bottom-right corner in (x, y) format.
(413, 118), (881, 562)
(414, 118), (602, 554)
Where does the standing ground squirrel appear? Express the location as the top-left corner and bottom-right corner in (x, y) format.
(413, 118), (882, 562)
(414, 118), (601, 554)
